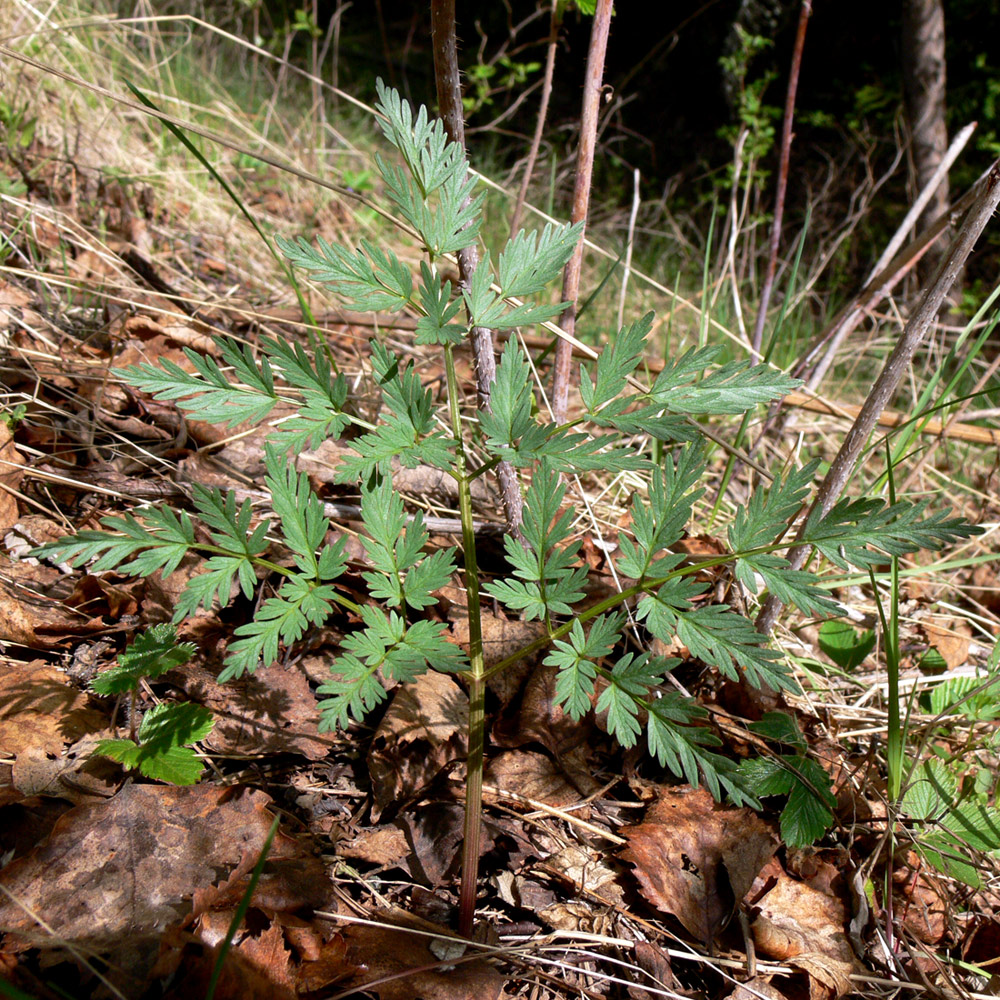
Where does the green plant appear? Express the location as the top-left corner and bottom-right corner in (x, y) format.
(91, 624), (214, 785)
(737, 712), (837, 848)
(33, 82), (982, 933)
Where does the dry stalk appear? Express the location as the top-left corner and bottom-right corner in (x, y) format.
(756, 160), (1000, 637)
(551, 0), (614, 425)
(429, 0), (524, 537)
(749, 0), (812, 361)
(508, 0), (561, 239)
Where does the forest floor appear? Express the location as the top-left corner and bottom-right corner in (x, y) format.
(2, 10), (1000, 1000)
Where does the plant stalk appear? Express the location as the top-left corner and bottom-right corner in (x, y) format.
(444, 344), (486, 939)
(509, 0), (561, 238)
(552, 0), (614, 425)
(749, 0), (811, 360)
(429, 0), (524, 538)
(756, 161), (1000, 637)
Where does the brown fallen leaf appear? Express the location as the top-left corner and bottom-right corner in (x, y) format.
(722, 976), (790, 1000)
(921, 619), (972, 670)
(339, 919), (505, 1000)
(0, 783), (325, 953)
(621, 785), (776, 945)
(368, 671), (468, 822)
(11, 738), (121, 803)
(485, 749), (593, 809)
(0, 663), (106, 755)
(171, 660), (335, 760)
(451, 609), (545, 706)
(750, 871), (858, 1000)
(0, 561), (100, 649)
(0, 424), (26, 535)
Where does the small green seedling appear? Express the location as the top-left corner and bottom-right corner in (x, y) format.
(92, 624), (213, 785)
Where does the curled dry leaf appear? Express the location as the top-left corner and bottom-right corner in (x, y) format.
(750, 871), (859, 1000)
(367, 670), (468, 822)
(622, 785), (776, 945)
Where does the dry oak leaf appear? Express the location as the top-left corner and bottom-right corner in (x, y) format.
(452, 610), (545, 706)
(340, 919), (505, 1000)
(0, 663), (106, 756)
(751, 872), (859, 1000)
(170, 661), (335, 760)
(0, 783), (318, 952)
(622, 785), (777, 945)
(368, 670), (468, 823)
(921, 619), (972, 670)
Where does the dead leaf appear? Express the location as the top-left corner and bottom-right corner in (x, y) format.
(337, 826), (410, 866)
(542, 844), (623, 906)
(628, 940), (678, 1000)
(750, 872), (858, 999)
(172, 661), (335, 760)
(921, 620), (971, 670)
(0, 424), (26, 534)
(0, 562), (98, 648)
(723, 976), (790, 1000)
(0, 784), (326, 952)
(0, 664), (105, 755)
(368, 671), (468, 822)
(485, 749), (593, 809)
(393, 801), (472, 886)
(622, 785), (776, 945)
(11, 739), (121, 803)
(339, 919), (505, 1000)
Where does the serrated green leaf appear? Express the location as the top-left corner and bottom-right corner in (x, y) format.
(138, 701), (215, 752)
(221, 576), (339, 680)
(803, 497), (983, 571)
(117, 337), (279, 427)
(92, 624), (195, 695)
(580, 312), (653, 413)
(780, 760), (836, 847)
(276, 234), (413, 312)
(546, 613), (624, 718)
(415, 261), (466, 345)
(650, 348), (801, 414)
(748, 711), (808, 753)
(498, 222), (583, 298)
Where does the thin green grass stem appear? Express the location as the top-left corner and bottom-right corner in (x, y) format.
(205, 813), (281, 1000)
(123, 82), (331, 369)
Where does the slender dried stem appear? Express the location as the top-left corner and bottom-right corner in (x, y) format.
(749, 0), (811, 361)
(429, 0), (523, 537)
(755, 161), (1000, 637)
(552, 0), (614, 425)
(509, 0), (561, 239)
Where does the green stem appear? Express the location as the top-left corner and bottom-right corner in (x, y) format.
(444, 343), (487, 938)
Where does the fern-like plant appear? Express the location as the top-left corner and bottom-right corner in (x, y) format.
(34, 81), (981, 936)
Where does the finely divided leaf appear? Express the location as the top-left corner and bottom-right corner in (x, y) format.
(117, 337), (279, 427)
(498, 222), (583, 298)
(546, 613), (624, 718)
(580, 312), (654, 413)
(728, 462), (840, 617)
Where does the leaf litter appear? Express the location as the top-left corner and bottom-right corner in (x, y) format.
(0, 19), (999, 1000)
